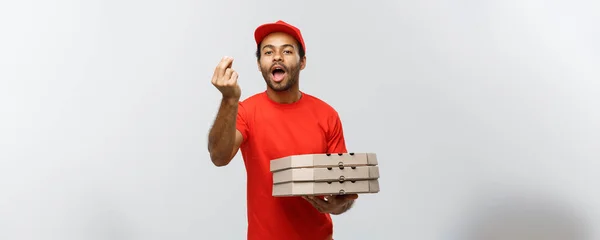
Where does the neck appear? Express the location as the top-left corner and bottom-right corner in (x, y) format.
(266, 85), (301, 104)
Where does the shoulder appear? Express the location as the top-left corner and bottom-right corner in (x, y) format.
(239, 91), (266, 105)
(302, 92), (340, 116)
(237, 91), (267, 112)
(302, 93), (346, 140)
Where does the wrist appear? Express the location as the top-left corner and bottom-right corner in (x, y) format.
(331, 200), (354, 215)
(222, 96), (240, 105)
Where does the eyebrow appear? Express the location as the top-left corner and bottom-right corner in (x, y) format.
(262, 44), (295, 50)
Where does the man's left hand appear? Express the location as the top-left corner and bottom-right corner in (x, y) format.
(303, 194), (358, 215)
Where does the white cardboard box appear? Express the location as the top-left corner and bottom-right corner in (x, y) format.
(272, 179), (380, 196)
(270, 152), (378, 172)
(272, 166), (379, 184)
(270, 153), (381, 196)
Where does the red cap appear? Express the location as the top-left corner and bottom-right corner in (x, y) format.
(254, 20), (306, 52)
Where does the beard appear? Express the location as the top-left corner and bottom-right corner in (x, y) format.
(261, 62), (300, 92)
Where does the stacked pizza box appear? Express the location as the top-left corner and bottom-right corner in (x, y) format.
(270, 152), (380, 197)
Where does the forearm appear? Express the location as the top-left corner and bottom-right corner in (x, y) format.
(331, 199), (354, 215)
(208, 97), (239, 166)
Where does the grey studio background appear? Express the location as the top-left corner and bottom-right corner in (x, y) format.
(1, 0), (599, 239)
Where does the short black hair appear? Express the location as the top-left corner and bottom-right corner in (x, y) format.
(256, 41), (305, 60)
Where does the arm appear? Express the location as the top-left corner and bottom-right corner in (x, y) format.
(208, 97), (243, 167)
(303, 194), (357, 215)
(303, 112), (357, 215)
(327, 112), (355, 215)
(330, 198), (355, 215)
(326, 111), (347, 155)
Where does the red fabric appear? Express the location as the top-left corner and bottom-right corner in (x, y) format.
(236, 91), (347, 240)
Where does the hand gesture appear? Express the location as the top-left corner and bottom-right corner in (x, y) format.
(303, 194), (358, 214)
(211, 56), (241, 100)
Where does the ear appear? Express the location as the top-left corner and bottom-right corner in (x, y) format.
(300, 56), (307, 70)
(257, 60), (261, 72)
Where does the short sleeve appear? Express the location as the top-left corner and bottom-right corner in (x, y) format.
(236, 102), (250, 144)
(326, 111), (347, 154)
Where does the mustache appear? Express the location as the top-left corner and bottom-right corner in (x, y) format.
(270, 63), (288, 71)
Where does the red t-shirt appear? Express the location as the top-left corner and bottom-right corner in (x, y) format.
(236, 91), (348, 240)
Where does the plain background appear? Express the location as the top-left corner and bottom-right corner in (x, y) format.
(1, 0), (599, 239)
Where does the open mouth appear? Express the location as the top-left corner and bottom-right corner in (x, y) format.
(271, 66), (286, 82)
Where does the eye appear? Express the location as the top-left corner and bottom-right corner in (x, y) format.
(284, 50), (292, 54)
(264, 51), (272, 55)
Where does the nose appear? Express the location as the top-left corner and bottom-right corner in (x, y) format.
(273, 51), (283, 62)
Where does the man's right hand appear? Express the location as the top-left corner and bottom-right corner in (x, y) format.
(211, 56), (241, 100)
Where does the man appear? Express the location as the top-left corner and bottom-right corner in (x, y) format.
(207, 20), (358, 240)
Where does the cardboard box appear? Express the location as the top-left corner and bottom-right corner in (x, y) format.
(270, 153), (380, 197)
(272, 179), (380, 197)
(273, 166), (379, 184)
(270, 152), (378, 172)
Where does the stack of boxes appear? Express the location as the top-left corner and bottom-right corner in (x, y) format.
(270, 152), (380, 196)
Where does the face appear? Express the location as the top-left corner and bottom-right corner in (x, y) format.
(257, 32), (306, 92)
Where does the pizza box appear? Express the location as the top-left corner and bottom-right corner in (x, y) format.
(272, 179), (380, 197)
(272, 165), (379, 184)
(270, 152), (378, 172)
